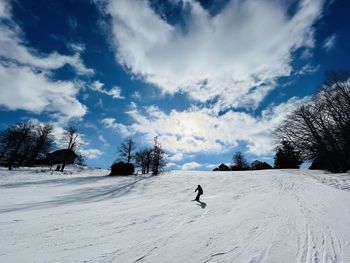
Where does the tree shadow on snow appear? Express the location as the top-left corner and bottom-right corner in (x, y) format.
(0, 176), (152, 213)
(0, 176), (110, 188)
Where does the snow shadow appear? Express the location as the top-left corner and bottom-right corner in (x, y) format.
(0, 176), (151, 213)
(196, 201), (207, 209)
(0, 175), (110, 188)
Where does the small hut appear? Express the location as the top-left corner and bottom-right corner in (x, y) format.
(45, 149), (78, 171)
(250, 160), (272, 170)
(110, 162), (134, 176)
(213, 163), (230, 171)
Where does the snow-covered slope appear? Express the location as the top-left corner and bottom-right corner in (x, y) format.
(1, 168), (350, 262)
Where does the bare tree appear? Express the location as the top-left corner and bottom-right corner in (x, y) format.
(274, 71), (350, 172)
(135, 148), (152, 174)
(61, 127), (80, 151)
(0, 122), (56, 169)
(57, 127), (81, 171)
(0, 127), (17, 162)
(151, 137), (166, 176)
(16, 129), (36, 167)
(27, 123), (54, 165)
(144, 149), (152, 174)
(118, 138), (136, 164)
(5, 122), (33, 170)
(232, 151), (249, 170)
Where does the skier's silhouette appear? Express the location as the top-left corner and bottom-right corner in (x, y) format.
(194, 185), (203, 202)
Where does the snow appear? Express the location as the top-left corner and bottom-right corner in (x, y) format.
(1, 167), (350, 262)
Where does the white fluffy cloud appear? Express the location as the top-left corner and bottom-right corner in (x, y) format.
(102, 97), (306, 156)
(101, 0), (323, 159)
(167, 162), (178, 168)
(181, 161), (202, 171)
(80, 148), (104, 159)
(101, 118), (131, 135)
(106, 0), (324, 109)
(168, 153), (184, 161)
(0, 24), (93, 75)
(0, 64), (87, 122)
(0, 0), (92, 122)
(91, 81), (124, 99)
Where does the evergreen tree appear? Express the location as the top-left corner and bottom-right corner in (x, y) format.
(274, 141), (302, 169)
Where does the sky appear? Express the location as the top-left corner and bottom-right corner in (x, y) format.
(0, 0), (349, 170)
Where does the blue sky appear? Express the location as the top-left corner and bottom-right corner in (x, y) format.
(0, 0), (349, 170)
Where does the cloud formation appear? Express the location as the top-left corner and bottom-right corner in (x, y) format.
(181, 161), (202, 170)
(0, 0), (92, 122)
(102, 97), (306, 156)
(168, 152), (184, 161)
(91, 81), (124, 100)
(80, 148), (104, 159)
(0, 0), (10, 19)
(106, 0), (324, 109)
(0, 24), (93, 75)
(323, 34), (336, 51)
(0, 64), (87, 122)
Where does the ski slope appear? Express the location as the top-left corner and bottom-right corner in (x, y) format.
(1, 168), (350, 262)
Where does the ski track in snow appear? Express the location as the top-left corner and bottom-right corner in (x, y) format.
(1, 168), (350, 262)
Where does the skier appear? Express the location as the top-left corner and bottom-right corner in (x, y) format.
(194, 185), (203, 202)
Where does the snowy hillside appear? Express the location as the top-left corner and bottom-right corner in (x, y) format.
(1, 168), (350, 262)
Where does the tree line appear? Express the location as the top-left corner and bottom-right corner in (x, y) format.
(213, 151), (271, 171)
(0, 122), (82, 170)
(218, 141), (324, 172)
(0, 120), (167, 175)
(115, 137), (166, 176)
(3, 72), (347, 174)
(274, 71), (350, 173)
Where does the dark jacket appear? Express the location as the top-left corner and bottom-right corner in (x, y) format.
(195, 185), (203, 195)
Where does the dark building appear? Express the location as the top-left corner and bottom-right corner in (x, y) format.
(213, 163), (230, 171)
(110, 161), (135, 176)
(250, 160), (272, 170)
(45, 149), (78, 171)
